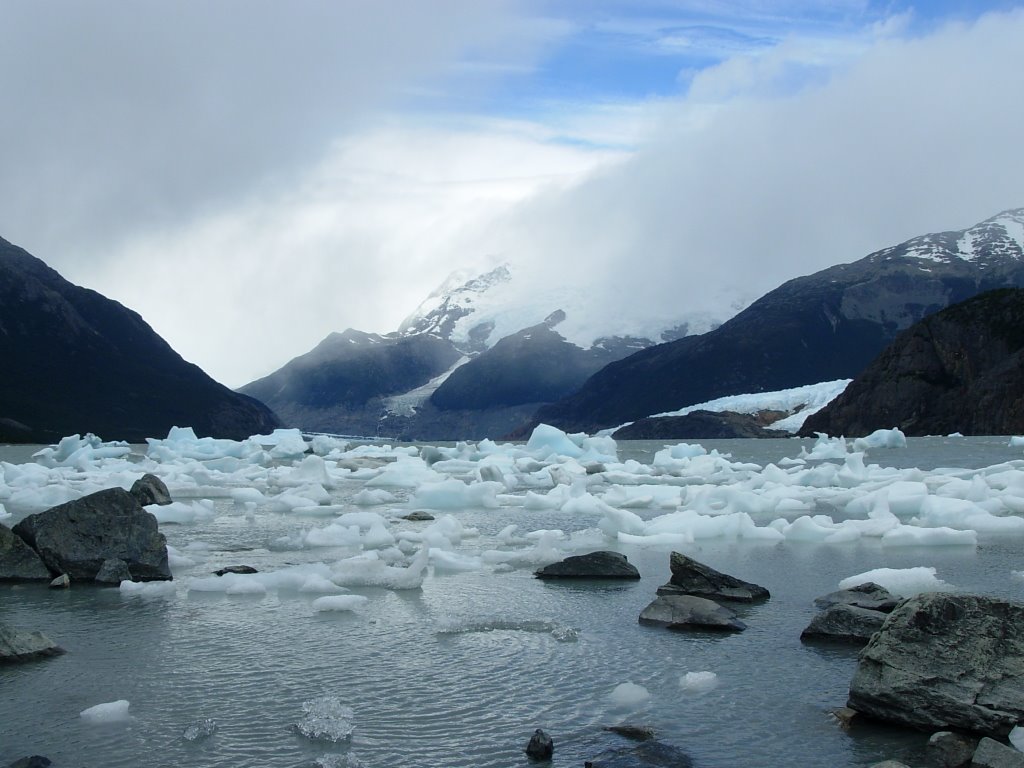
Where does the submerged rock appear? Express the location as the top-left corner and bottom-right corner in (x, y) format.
(535, 551), (640, 580)
(638, 595), (746, 632)
(130, 473), (173, 506)
(7, 757), (52, 768)
(12, 488), (171, 582)
(656, 552), (769, 603)
(603, 724), (655, 741)
(48, 574), (69, 589)
(801, 603), (888, 644)
(585, 740), (694, 767)
(0, 524), (51, 581)
(0, 622), (64, 663)
(525, 729), (554, 760)
(848, 593), (1024, 736)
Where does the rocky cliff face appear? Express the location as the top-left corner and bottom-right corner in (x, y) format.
(527, 209), (1024, 435)
(800, 288), (1024, 437)
(0, 236), (280, 443)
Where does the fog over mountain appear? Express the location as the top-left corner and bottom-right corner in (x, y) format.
(2, 4), (1023, 388)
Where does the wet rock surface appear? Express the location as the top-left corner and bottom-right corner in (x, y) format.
(848, 593), (1024, 736)
(535, 551), (640, 580)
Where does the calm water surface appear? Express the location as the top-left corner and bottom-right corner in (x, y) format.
(2, 436), (1023, 768)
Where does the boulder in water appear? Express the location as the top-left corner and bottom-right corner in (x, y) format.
(848, 593), (1024, 736)
(535, 551), (640, 580)
(129, 474), (172, 506)
(639, 595), (746, 632)
(13, 488), (171, 582)
(801, 603), (888, 644)
(656, 552), (769, 602)
(0, 524), (51, 581)
(525, 729), (554, 760)
(0, 622), (64, 664)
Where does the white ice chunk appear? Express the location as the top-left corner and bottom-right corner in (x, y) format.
(80, 700), (131, 723)
(351, 489), (398, 506)
(838, 566), (955, 596)
(525, 424), (585, 459)
(312, 595), (368, 612)
(881, 526), (977, 548)
(852, 428), (907, 451)
(408, 478), (502, 510)
(606, 682), (651, 709)
(679, 671), (719, 694)
(119, 580), (178, 598)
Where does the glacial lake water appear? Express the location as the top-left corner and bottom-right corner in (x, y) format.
(3, 436), (1024, 768)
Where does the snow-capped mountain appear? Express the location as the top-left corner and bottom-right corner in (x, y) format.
(239, 261), (743, 439)
(529, 208), (1024, 436)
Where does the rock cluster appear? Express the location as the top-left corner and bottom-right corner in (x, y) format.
(0, 481), (173, 584)
(801, 582), (899, 644)
(638, 552), (769, 633)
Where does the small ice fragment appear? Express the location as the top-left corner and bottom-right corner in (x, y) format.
(80, 699), (131, 723)
(313, 595), (368, 612)
(607, 682), (650, 709)
(183, 718), (218, 741)
(291, 696), (355, 742)
(1009, 725), (1024, 752)
(679, 671), (719, 693)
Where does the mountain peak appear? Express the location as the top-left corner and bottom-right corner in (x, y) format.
(875, 208), (1024, 266)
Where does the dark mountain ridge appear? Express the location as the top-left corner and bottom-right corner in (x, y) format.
(800, 288), (1024, 437)
(0, 236), (280, 443)
(525, 209), (1024, 435)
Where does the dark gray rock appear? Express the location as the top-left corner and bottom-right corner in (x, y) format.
(0, 622), (64, 663)
(213, 565), (259, 576)
(801, 603), (888, 644)
(0, 235), (281, 444)
(95, 557), (132, 584)
(803, 288), (1024, 438)
(971, 737), (1024, 768)
(130, 473), (172, 506)
(927, 731), (978, 768)
(613, 410), (775, 440)
(401, 511), (435, 522)
(638, 595), (746, 632)
(656, 551), (769, 602)
(525, 728), (553, 760)
(585, 740), (694, 767)
(848, 593), (1024, 736)
(867, 762), (912, 768)
(7, 757), (52, 768)
(13, 488), (171, 582)
(0, 523), (51, 580)
(813, 582), (901, 613)
(535, 551), (640, 580)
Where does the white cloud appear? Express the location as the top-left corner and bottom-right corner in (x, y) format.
(86, 119), (622, 387)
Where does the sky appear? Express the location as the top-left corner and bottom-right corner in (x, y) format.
(2, 0), (1024, 388)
